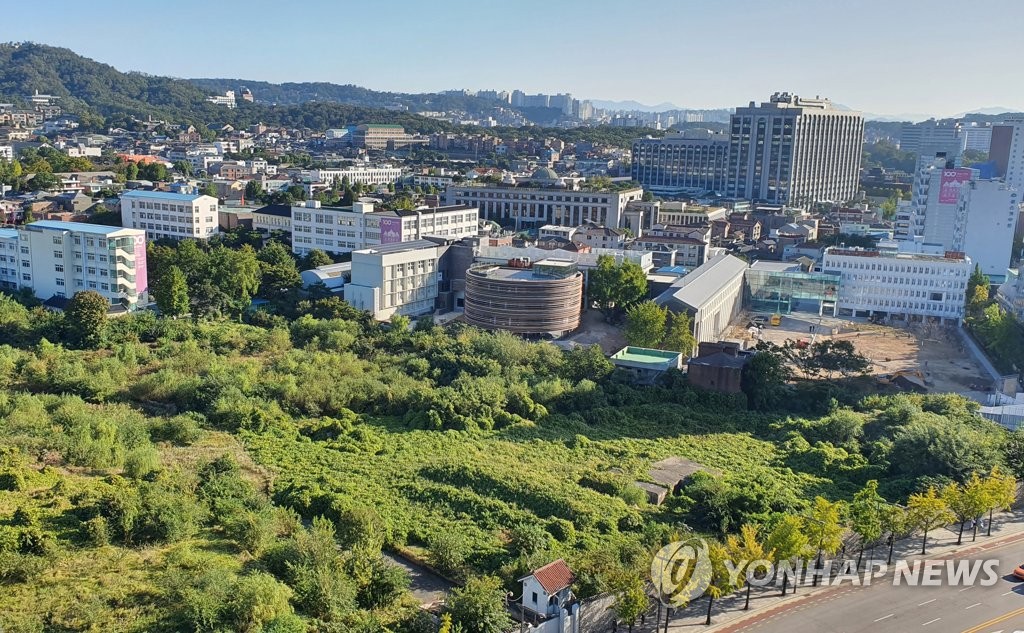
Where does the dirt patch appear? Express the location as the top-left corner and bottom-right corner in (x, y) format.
(560, 309), (627, 354)
(725, 311), (989, 396)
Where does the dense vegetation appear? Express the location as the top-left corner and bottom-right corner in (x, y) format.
(0, 239), (1019, 631)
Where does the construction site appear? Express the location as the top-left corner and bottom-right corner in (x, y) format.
(724, 311), (993, 397)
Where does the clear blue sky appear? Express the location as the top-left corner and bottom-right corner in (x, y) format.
(6, 0), (1023, 118)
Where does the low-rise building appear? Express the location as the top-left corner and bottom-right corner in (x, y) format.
(119, 190), (220, 241)
(654, 254), (748, 345)
(345, 240), (443, 320)
(821, 246), (970, 324)
(463, 259), (584, 337)
(252, 204), (292, 235)
(310, 165), (404, 186)
(0, 220), (148, 311)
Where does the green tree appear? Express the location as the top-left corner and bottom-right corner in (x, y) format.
(65, 290), (109, 348)
(805, 497), (845, 586)
(624, 301), (667, 348)
(764, 515), (808, 595)
(357, 557), (410, 610)
(982, 466), (1016, 537)
(258, 242), (302, 296)
(966, 264), (991, 316)
(907, 486), (954, 555)
(153, 265), (190, 317)
(209, 245), (261, 314)
(726, 524), (773, 610)
(173, 161), (194, 177)
(850, 480), (885, 568)
(302, 249), (333, 269)
(662, 311), (697, 356)
(881, 504), (912, 564)
(942, 474), (990, 545)
(244, 179), (263, 201)
(446, 576), (513, 633)
(229, 572), (294, 633)
(429, 531), (469, 578)
(27, 171), (59, 191)
(703, 541), (738, 625)
(201, 182), (219, 198)
(741, 344), (791, 411)
(612, 576), (648, 632)
(588, 255), (648, 320)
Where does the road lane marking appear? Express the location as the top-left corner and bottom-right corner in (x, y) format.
(1003, 590), (1017, 596)
(919, 599), (937, 606)
(960, 605), (1024, 633)
(965, 603), (981, 610)
(875, 614), (895, 622)
(959, 586), (974, 592)
(921, 618), (941, 626)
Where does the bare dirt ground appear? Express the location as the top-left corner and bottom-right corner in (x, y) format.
(724, 311), (990, 396)
(560, 309), (627, 353)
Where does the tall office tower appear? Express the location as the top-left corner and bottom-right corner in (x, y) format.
(989, 118), (1024, 190)
(726, 93), (864, 206)
(899, 120), (963, 158)
(631, 131), (730, 195)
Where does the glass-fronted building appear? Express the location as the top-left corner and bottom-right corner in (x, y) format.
(744, 267), (841, 315)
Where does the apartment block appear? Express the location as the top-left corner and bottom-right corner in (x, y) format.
(119, 190), (220, 241)
(0, 221), (148, 311)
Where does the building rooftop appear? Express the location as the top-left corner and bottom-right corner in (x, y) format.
(610, 346), (684, 367)
(654, 254), (748, 312)
(253, 203), (292, 218)
(354, 239), (440, 256)
(120, 189), (210, 202)
(521, 559), (575, 594)
(0, 228), (18, 239)
(24, 220), (136, 236)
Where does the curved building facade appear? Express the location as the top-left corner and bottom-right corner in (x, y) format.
(464, 260), (583, 337)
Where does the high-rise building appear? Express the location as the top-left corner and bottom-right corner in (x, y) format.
(0, 221), (148, 311)
(961, 123), (993, 153)
(899, 120), (962, 158)
(725, 93), (864, 205)
(631, 131), (729, 195)
(989, 118), (1024, 190)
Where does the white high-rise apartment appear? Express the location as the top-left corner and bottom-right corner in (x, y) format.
(0, 221), (148, 311)
(120, 190), (220, 241)
(726, 93), (864, 206)
(822, 247), (970, 324)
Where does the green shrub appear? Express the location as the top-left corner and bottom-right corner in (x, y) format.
(83, 516), (109, 547)
(123, 446), (161, 479)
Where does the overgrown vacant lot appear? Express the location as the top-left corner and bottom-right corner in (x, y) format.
(0, 295), (1014, 631)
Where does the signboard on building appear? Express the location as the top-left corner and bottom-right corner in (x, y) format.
(939, 169), (972, 204)
(133, 234), (148, 293)
(379, 217), (402, 244)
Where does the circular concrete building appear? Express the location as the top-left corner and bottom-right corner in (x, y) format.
(464, 259), (583, 337)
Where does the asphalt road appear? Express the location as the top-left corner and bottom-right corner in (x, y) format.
(720, 536), (1024, 633)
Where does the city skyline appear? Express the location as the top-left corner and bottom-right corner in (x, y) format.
(4, 0), (1023, 119)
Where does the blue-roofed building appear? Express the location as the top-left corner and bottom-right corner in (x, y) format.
(0, 221), (148, 312)
(119, 189), (220, 241)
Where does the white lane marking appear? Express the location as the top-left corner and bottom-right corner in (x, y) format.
(959, 586), (974, 592)
(1003, 590), (1017, 596)
(874, 614), (895, 622)
(918, 599), (937, 606)
(921, 618), (940, 626)
(965, 602), (981, 609)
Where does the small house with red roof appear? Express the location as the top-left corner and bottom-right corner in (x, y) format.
(519, 559), (575, 617)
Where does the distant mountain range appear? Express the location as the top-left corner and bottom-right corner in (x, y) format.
(586, 99), (685, 113)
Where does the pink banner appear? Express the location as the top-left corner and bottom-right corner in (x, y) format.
(379, 217), (403, 244)
(939, 168), (971, 204)
(133, 234), (148, 293)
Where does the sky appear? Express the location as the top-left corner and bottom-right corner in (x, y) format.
(5, 0), (1024, 118)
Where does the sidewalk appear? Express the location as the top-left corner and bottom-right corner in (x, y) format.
(627, 510), (1024, 633)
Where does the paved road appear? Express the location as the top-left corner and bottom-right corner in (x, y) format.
(382, 552), (453, 606)
(719, 536), (1024, 633)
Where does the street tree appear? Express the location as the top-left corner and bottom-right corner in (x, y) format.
(907, 486), (954, 555)
(764, 515), (808, 595)
(982, 466), (1016, 537)
(850, 480), (885, 569)
(942, 474), (989, 545)
(881, 504), (911, 564)
(805, 497), (845, 585)
(726, 523), (773, 610)
(703, 541), (738, 625)
(612, 576), (649, 632)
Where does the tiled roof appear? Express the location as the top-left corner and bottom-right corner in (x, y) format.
(528, 559), (575, 594)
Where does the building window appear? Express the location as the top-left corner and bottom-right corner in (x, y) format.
(55, 264), (64, 273)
